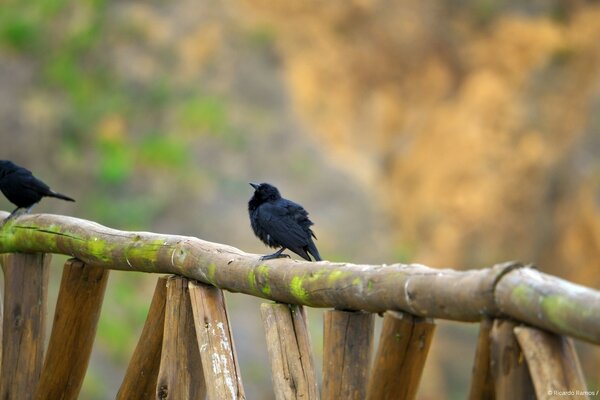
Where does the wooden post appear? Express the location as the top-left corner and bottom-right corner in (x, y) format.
(0, 267), (3, 368)
(514, 326), (588, 399)
(0, 272), (4, 373)
(34, 259), (109, 400)
(468, 317), (495, 400)
(260, 303), (318, 400)
(189, 281), (246, 400)
(0, 253), (50, 400)
(366, 311), (436, 400)
(489, 319), (535, 400)
(322, 310), (374, 400)
(156, 276), (206, 400)
(117, 276), (168, 400)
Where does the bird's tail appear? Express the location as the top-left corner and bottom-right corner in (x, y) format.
(48, 190), (75, 202)
(307, 240), (322, 261)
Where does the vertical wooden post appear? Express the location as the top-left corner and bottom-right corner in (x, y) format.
(366, 311), (436, 400)
(156, 276), (206, 400)
(468, 317), (495, 400)
(489, 319), (535, 400)
(34, 259), (110, 400)
(0, 253), (50, 400)
(514, 326), (588, 399)
(0, 267), (3, 368)
(189, 281), (246, 400)
(261, 303), (318, 400)
(322, 310), (374, 400)
(117, 276), (168, 400)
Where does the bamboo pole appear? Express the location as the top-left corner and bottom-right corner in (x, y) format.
(494, 267), (600, 347)
(1, 213), (600, 344)
(117, 276), (168, 400)
(34, 259), (109, 400)
(467, 317), (495, 400)
(260, 303), (319, 400)
(322, 310), (374, 400)
(366, 311), (435, 400)
(0, 253), (50, 400)
(156, 276), (206, 400)
(489, 319), (535, 400)
(514, 326), (588, 399)
(189, 281), (245, 400)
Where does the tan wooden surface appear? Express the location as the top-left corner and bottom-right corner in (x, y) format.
(156, 276), (206, 400)
(467, 317), (495, 400)
(0, 253), (50, 400)
(34, 259), (109, 400)
(261, 303), (319, 400)
(490, 319), (535, 400)
(117, 276), (168, 400)
(190, 281), (245, 400)
(367, 311), (435, 400)
(514, 326), (588, 400)
(322, 310), (374, 400)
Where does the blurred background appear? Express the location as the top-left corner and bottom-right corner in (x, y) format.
(1, 0), (599, 398)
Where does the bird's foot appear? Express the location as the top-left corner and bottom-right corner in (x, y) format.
(260, 252), (291, 260)
(3, 207), (24, 223)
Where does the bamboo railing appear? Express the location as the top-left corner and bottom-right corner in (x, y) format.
(0, 211), (597, 399)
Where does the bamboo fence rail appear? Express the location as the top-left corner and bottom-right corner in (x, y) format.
(0, 211), (597, 399)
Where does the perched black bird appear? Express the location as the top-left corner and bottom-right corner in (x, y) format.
(0, 160), (75, 217)
(248, 182), (321, 261)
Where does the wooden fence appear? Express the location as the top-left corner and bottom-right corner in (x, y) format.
(0, 211), (598, 399)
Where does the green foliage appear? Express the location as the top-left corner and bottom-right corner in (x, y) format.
(0, 15), (39, 51)
(550, 46), (575, 67)
(177, 94), (246, 148)
(179, 95), (228, 134)
(393, 243), (416, 264)
(80, 370), (105, 400)
(139, 134), (191, 168)
(97, 138), (134, 184)
(89, 195), (164, 230)
(245, 25), (276, 49)
(470, 0), (503, 26)
(97, 273), (151, 362)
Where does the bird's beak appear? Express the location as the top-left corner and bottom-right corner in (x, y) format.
(249, 182), (259, 190)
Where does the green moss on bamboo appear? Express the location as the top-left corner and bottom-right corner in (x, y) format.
(290, 275), (309, 303)
(87, 237), (106, 255)
(261, 283), (272, 296)
(123, 239), (165, 269)
(306, 269), (326, 282)
(256, 264), (270, 276)
(1, 222), (69, 253)
(207, 263), (217, 285)
(327, 269), (352, 285)
(541, 294), (592, 333)
(510, 284), (535, 304)
(255, 265), (271, 295)
(247, 270), (258, 294)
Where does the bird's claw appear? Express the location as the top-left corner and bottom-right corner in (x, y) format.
(260, 253), (291, 261)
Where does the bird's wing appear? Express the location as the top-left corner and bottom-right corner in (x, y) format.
(18, 172), (51, 194)
(257, 202), (311, 250)
(285, 200), (317, 238)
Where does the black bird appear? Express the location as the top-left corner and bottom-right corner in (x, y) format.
(0, 160), (75, 217)
(248, 182), (321, 261)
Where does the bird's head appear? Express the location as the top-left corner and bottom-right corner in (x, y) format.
(249, 182), (282, 202)
(0, 160), (18, 178)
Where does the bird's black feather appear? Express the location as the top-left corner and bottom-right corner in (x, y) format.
(0, 160), (75, 215)
(248, 183), (321, 261)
